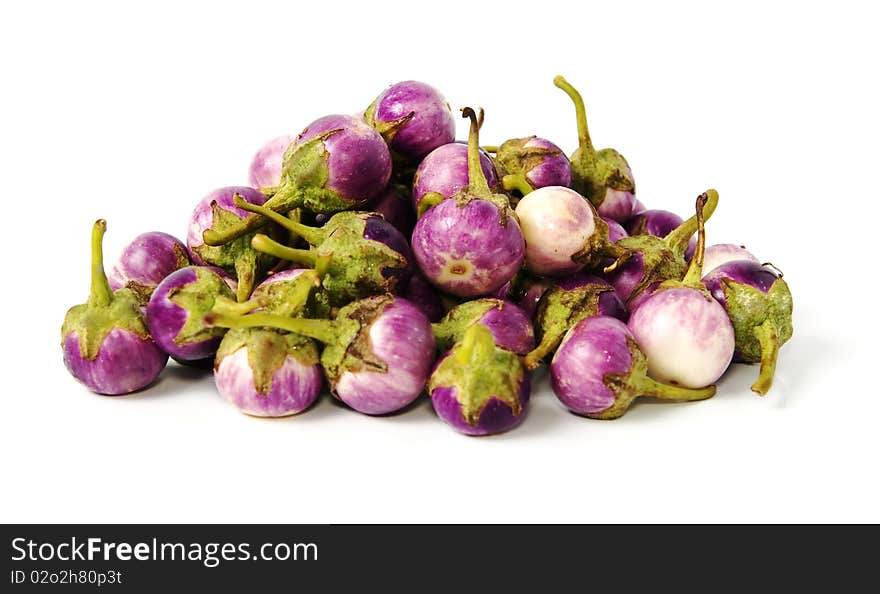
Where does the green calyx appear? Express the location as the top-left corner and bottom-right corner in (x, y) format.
(61, 220), (152, 360)
(554, 75), (635, 207)
(572, 210), (631, 271)
(524, 283), (614, 370)
(494, 137), (563, 197)
(168, 267), (235, 347)
(591, 337), (716, 420)
(428, 323), (525, 426)
(363, 98), (416, 145)
(721, 277), (793, 395)
(215, 327), (319, 396)
(190, 200), (276, 302)
(454, 107), (514, 225)
(653, 190), (716, 300)
(432, 298), (505, 352)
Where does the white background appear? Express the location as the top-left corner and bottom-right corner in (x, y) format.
(1, 0), (878, 523)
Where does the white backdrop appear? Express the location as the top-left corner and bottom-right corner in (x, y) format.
(1, 0), (877, 523)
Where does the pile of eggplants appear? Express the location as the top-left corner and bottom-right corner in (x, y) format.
(61, 76), (793, 435)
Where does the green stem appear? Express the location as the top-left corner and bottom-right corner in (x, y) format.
(232, 194), (326, 246)
(665, 189), (718, 259)
(751, 320), (780, 396)
(417, 192), (445, 218)
(251, 234), (317, 267)
(88, 219), (113, 307)
(553, 75), (594, 155)
(523, 334), (557, 370)
(461, 107), (491, 197)
(204, 312), (339, 345)
(455, 323), (496, 367)
(482, 145), (499, 153)
(202, 187), (301, 246)
(681, 192), (710, 286)
(211, 295), (264, 316)
(502, 173), (534, 197)
(636, 375), (717, 401)
(234, 252), (257, 303)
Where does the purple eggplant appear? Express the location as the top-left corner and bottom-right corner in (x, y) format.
(362, 184), (416, 237)
(702, 244), (759, 275)
(62, 220), (168, 395)
(429, 323), (530, 436)
(412, 108), (525, 297)
(610, 190), (720, 306)
(248, 134), (294, 189)
(554, 75), (636, 222)
(402, 270), (446, 322)
(108, 231), (191, 303)
(703, 261), (793, 395)
(626, 208), (697, 261)
(627, 194), (735, 388)
(203, 114), (392, 246)
(515, 185), (627, 276)
(411, 142), (499, 215)
(602, 216), (629, 244)
(493, 136), (573, 196)
(433, 298), (535, 356)
(187, 186), (277, 302)
(524, 273), (626, 369)
(206, 295), (435, 415)
(146, 265), (235, 362)
(364, 80), (456, 162)
(551, 316), (715, 419)
(239, 200), (411, 306)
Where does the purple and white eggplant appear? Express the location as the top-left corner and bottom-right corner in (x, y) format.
(239, 199), (411, 306)
(412, 108), (525, 297)
(62, 220), (168, 395)
(627, 194), (735, 388)
(610, 190), (720, 307)
(702, 244), (759, 275)
(515, 185), (627, 276)
(554, 75), (636, 222)
(248, 134), (294, 189)
(602, 216), (629, 244)
(524, 273), (626, 370)
(432, 298), (535, 356)
(551, 316), (715, 419)
(703, 261), (793, 395)
(626, 208), (697, 261)
(146, 265), (235, 362)
(203, 114), (392, 246)
(411, 142), (499, 215)
(108, 231), (190, 303)
(493, 136), (573, 196)
(187, 186), (277, 302)
(429, 323), (530, 436)
(364, 80), (456, 162)
(206, 295), (435, 415)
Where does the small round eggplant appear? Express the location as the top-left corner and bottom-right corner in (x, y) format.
(411, 142), (499, 214)
(493, 136), (572, 196)
(702, 244), (759, 275)
(432, 298), (535, 356)
(362, 184), (416, 237)
(626, 208), (697, 261)
(703, 260), (793, 395)
(108, 231), (190, 304)
(551, 316), (715, 419)
(429, 323), (530, 436)
(62, 220), (168, 395)
(248, 134), (294, 189)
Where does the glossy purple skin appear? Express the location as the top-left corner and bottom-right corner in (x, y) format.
(517, 279), (552, 319)
(412, 142), (499, 210)
(597, 189), (636, 222)
(431, 360), (530, 436)
(412, 199), (525, 297)
(63, 328), (167, 395)
(187, 186), (269, 263)
(556, 273), (628, 321)
(608, 252), (645, 304)
(477, 301), (535, 356)
(702, 244), (759, 275)
(247, 134), (294, 189)
(295, 114), (392, 203)
(550, 316), (631, 415)
(363, 215), (413, 269)
(363, 187), (416, 236)
(333, 298), (435, 415)
(402, 271), (445, 322)
(602, 217), (628, 244)
(371, 81), (455, 161)
(215, 347), (322, 417)
(631, 198), (647, 214)
(702, 261), (778, 309)
(109, 232), (189, 292)
(146, 267), (226, 361)
(523, 137), (573, 189)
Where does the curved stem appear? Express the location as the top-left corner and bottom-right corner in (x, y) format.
(417, 192), (445, 218)
(481, 145), (499, 154)
(553, 75), (594, 154)
(523, 334), (557, 370)
(204, 312), (339, 345)
(88, 219), (113, 307)
(751, 320), (780, 396)
(234, 252), (257, 303)
(211, 295), (264, 316)
(636, 375), (716, 401)
(665, 189), (718, 259)
(202, 187), (301, 246)
(462, 107), (491, 197)
(251, 234), (317, 267)
(233, 194), (325, 246)
(455, 323), (496, 366)
(502, 173), (534, 197)
(682, 192), (710, 286)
